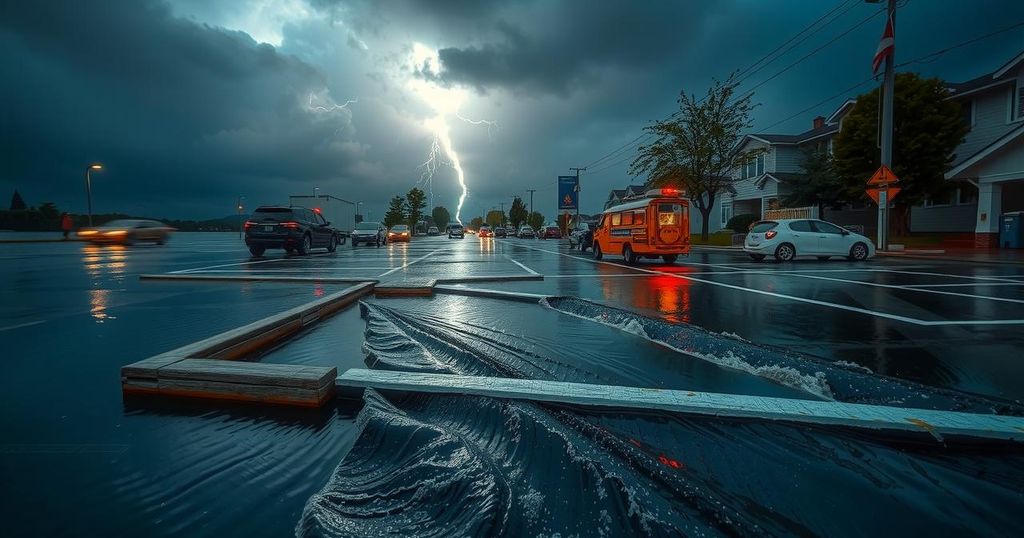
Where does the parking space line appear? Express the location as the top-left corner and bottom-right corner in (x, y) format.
(0, 320), (46, 332)
(507, 257), (540, 275)
(377, 248), (443, 278)
(513, 244), (1024, 326)
(770, 272), (1024, 305)
(903, 282), (1024, 288)
(169, 253), (335, 274)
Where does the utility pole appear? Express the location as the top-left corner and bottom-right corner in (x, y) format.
(878, 0), (896, 251)
(499, 201), (505, 227)
(569, 167), (586, 234)
(526, 189), (536, 217)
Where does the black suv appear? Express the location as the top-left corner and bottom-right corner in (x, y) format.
(244, 206), (338, 257)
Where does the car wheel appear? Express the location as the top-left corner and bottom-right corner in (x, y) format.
(327, 235), (337, 253)
(849, 242), (869, 261)
(249, 246), (265, 257)
(775, 243), (796, 262)
(749, 254), (766, 261)
(297, 234), (311, 256)
(593, 241), (603, 260)
(817, 256), (830, 261)
(663, 255), (678, 264)
(623, 244), (637, 264)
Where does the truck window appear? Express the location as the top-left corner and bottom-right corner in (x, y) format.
(621, 212), (633, 225)
(634, 211), (645, 225)
(658, 204), (681, 225)
(611, 213), (621, 226)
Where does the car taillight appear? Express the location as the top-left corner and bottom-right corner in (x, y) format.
(243, 221), (257, 230)
(765, 230), (777, 239)
(281, 221), (300, 228)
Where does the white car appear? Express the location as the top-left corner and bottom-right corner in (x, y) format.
(744, 219), (875, 262)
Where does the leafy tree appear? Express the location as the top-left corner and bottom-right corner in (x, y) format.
(833, 73), (969, 236)
(726, 213), (759, 234)
(527, 211), (544, 230)
(629, 74), (763, 240)
(509, 197), (528, 229)
(9, 190), (27, 210)
(383, 196), (406, 227)
(469, 216), (484, 229)
(485, 209), (505, 228)
(431, 206), (450, 229)
(405, 188), (426, 229)
(38, 202), (59, 220)
(781, 149), (848, 220)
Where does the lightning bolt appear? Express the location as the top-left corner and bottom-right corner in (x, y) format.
(407, 43), (495, 224)
(307, 93), (357, 137)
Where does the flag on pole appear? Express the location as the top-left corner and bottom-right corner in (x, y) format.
(872, 14), (895, 74)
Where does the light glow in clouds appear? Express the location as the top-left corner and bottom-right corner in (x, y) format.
(406, 43), (495, 224)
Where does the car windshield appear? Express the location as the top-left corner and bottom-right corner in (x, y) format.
(750, 221), (778, 233)
(102, 219), (140, 227)
(356, 222), (379, 230)
(391, 225), (408, 231)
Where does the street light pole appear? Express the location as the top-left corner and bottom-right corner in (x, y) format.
(85, 163), (103, 226)
(878, 0), (896, 251)
(570, 167), (586, 235)
(237, 195), (245, 239)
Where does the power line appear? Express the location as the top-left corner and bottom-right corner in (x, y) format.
(896, 20), (1024, 67)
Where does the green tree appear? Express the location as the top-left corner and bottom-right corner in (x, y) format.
(469, 216), (484, 229)
(833, 73), (969, 236)
(629, 74), (763, 240)
(38, 202), (59, 221)
(485, 209), (505, 228)
(509, 197), (528, 229)
(383, 196), (406, 227)
(9, 190), (27, 210)
(781, 149), (848, 220)
(405, 188), (426, 229)
(431, 206), (451, 229)
(527, 211), (544, 230)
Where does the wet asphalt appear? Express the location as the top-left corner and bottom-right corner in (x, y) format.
(2, 231), (1024, 535)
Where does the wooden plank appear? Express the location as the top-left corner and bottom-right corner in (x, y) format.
(140, 274), (377, 284)
(435, 274), (544, 284)
(433, 285), (547, 303)
(160, 359), (335, 390)
(156, 378), (328, 407)
(337, 369), (1024, 442)
(374, 279), (436, 297)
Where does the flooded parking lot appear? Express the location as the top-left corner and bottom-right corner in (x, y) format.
(2, 233), (1023, 535)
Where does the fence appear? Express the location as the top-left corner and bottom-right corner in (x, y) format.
(763, 206), (818, 220)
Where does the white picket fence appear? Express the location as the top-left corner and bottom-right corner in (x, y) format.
(763, 206), (818, 220)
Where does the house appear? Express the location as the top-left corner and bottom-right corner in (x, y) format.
(912, 51), (1024, 246)
(603, 185), (647, 209)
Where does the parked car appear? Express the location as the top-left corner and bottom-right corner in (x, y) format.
(78, 219), (174, 245)
(568, 223), (594, 252)
(518, 226), (536, 239)
(479, 225), (493, 238)
(448, 224), (465, 238)
(427, 226), (440, 236)
(351, 221), (387, 247)
(388, 224), (411, 242)
(541, 226), (562, 239)
(744, 219), (875, 262)
(244, 206), (338, 256)
(494, 226), (507, 238)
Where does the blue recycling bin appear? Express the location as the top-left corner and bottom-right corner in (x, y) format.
(1000, 212), (1023, 249)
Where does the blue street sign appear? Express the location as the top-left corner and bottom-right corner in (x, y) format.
(558, 176), (578, 210)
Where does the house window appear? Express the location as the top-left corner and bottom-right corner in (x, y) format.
(721, 203), (734, 226)
(1012, 81), (1023, 122)
(923, 192), (954, 207)
(961, 99), (974, 127)
(957, 184), (978, 205)
(757, 154), (765, 175)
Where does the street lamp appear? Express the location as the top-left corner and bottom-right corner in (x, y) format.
(85, 163), (103, 226)
(237, 195), (245, 239)
(356, 201), (363, 223)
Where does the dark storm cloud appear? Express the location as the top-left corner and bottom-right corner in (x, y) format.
(0, 0), (371, 218)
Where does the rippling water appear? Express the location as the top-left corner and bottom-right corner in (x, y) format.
(299, 297), (1024, 536)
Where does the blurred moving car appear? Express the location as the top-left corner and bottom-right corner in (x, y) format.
(518, 226), (535, 239)
(494, 226), (507, 238)
(568, 223), (594, 252)
(744, 219), (875, 262)
(78, 219), (174, 245)
(244, 206), (338, 256)
(388, 224), (411, 242)
(427, 226), (440, 236)
(540, 226), (562, 240)
(478, 225), (493, 238)
(448, 224), (465, 238)
(352, 221), (387, 247)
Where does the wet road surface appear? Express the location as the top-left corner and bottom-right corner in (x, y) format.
(2, 233), (1023, 535)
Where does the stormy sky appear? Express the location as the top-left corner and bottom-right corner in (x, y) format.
(2, 0), (1022, 221)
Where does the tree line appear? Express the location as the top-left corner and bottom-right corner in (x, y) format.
(381, 188), (546, 231)
(629, 72), (968, 239)
(2, 192), (241, 232)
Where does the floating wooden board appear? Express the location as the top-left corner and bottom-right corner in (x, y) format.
(141, 274), (377, 284)
(436, 274), (544, 284)
(337, 369), (1024, 442)
(373, 279), (436, 297)
(433, 285), (547, 303)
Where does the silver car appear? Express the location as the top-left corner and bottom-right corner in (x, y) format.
(744, 219), (875, 262)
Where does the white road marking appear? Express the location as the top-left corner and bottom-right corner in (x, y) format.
(903, 282), (1024, 288)
(169, 253), (334, 274)
(513, 244), (1024, 326)
(507, 257), (540, 275)
(0, 320), (46, 332)
(377, 249), (443, 277)
(767, 272), (1024, 305)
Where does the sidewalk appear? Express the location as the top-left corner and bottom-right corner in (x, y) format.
(877, 248), (1024, 266)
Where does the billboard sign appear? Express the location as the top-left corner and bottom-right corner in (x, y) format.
(558, 176), (578, 210)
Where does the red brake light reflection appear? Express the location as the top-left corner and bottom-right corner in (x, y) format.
(282, 221), (300, 228)
(243, 220), (257, 229)
(765, 230), (777, 239)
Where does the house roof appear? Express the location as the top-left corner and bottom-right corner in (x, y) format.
(945, 123), (1024, 179)
(753, 123), (839, 145)
(947, 50), (1023, 98)
(607, 189), (627, 199)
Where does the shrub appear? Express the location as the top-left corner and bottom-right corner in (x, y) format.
(726, 213), (758, 233)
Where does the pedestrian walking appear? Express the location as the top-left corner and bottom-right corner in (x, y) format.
(60, 212), (73, 240)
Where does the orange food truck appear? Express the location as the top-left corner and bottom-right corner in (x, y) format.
(591, 188), (690, 264)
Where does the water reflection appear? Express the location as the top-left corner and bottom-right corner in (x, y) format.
(90, 288), (114, 323)
(81, 244), (127, 280)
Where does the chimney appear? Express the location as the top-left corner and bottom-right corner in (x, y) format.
(813, 116), (825, 130)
